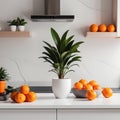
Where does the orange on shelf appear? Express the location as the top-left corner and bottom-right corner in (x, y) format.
(89, 24), (98, 32)
(86, 90), (97, 100)
(102, 88), (113, 98)
(98, 24), (107, 32)
(107, 24), (116, 32)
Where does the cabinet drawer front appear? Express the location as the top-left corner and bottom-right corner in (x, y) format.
(0, 109), (56, 120)
(58, 109), (120, 120)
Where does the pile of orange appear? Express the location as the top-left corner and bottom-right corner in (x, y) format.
(10, 85), (37, 103)
(89, 24), (116, 32)
(73, 79), (113, 101)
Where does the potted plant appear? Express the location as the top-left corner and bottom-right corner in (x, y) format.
(16, 17), (27, 31)
(8, 19), (17, 32)
(0, 67), (9, 93)
(40, 28), (84, 98)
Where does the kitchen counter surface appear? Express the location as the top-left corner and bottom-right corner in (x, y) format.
(1, 93), (120, 109)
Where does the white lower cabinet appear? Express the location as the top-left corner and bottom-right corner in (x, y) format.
(1, 108), (120, 120)
(0, 109), (56, 120)
(57, 109), (120, 120)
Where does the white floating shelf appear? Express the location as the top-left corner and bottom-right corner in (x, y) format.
(86, 32), (117, 38)
(0, 31), (31, 37)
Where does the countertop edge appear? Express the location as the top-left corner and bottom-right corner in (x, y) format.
(0, 93), (120, 109)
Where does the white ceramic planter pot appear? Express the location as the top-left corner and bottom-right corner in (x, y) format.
(10, 25), (16, 32)
(18, 25), (25, 31)
(52, 78), (71, 99)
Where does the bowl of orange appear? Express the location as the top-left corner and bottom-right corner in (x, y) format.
(72, 88), (101, 98)
(72, 88), (87, 98)
(72, 79), (102, 98)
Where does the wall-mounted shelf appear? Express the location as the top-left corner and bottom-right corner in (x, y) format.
(86, 0), (120, 38)
(86, 32), (117, 38)
(0, 31), (30, 37)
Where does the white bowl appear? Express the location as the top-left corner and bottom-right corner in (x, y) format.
(72, 88), (101, 98)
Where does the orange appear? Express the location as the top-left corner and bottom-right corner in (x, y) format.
(10, 91), (18, 101)
(93, 84), (102, 90)
(15, 93), (26, 103)
(89, 80), (98, 86)
(25, 92), (37, 102)
(107, 24), (115, 32)
(86, 90), (97, 100)
(20, 85), (30, 95)
(79, 79), (87, 85)
(89, 24), (98, 32)
(74, 82), (83, 90)
(83, 84), (93, 90)
(102, 88), (113, 98)
(98, 24), (107, 32)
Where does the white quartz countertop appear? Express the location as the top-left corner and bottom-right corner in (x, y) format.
(1, 93), (120, 109)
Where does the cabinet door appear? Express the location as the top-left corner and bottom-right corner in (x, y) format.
(0, 109), (56, 120)
(58, 109), (120, 120)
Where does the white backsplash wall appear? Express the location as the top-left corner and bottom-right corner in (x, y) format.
(0, 0), (119, 88)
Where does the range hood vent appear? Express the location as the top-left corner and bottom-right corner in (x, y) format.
(31, 0), (74, 22)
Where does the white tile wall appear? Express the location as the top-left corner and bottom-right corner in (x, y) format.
(0, 0), (119, 88)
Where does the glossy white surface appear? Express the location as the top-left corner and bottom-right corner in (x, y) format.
(52, 79), (71, 99)
(0, 93), (120, 109)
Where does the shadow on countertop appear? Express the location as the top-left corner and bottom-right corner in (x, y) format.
(111, 88), (120, 93)
(16, 86), (120, 93)
(16, 86), (53, 93)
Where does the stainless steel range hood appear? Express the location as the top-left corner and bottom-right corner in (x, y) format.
(31, 0), (74, 22)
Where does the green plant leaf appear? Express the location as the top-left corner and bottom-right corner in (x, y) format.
(65, 70), (75, 75)
(68, 64), (80, 68)
(67, 56), (81, 66)
(43, 46), (59, 63)
(40, 28), (84, 79)
(43, 41), (52, 48)
(16, 17), (27, 26)
(59, 30), (69, 53)
(65, 35), (74, 45)
(43, 41), (59, 59)
(0, 67), (9, 81)
(61, 30), (69, 41)
(42, 52), (55, 62)
(51, 28), (60, 49)
(65, 40), (74, 51)
(49, 69), (58, 74)
(40, 56), (54, 65)
(70, 41), (84, 52)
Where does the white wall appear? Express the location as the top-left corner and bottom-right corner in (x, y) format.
(0, 0), (120, 88)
